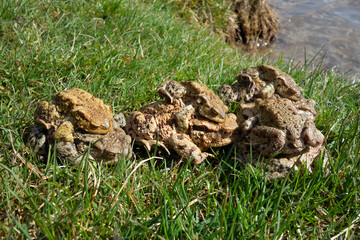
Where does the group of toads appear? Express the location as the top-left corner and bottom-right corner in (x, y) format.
(28, 65), (327, 179)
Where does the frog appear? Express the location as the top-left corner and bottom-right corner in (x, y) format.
(126, 101), (183, 152)
(256, 65), (303, 101)
(236, 143), (327, 180)
(56, 113), (132, 164)
(126, 100), (239, 165)
(238, 95), (324, 157)
(157, 80), (186, 106)
(27, 122), (49, 159)
(216, 66), (272, 104)
(157, 81), (228, 123)
(34, 88), (114, 150)
(237, 98), (318, 134)
(189, 113), (239, 151)
(174, 105), (196, 133)
(51, 88), (113, 134)
(166, 133), (215, 165)
(28, 88), (127, 163)
(216, 65), (303, 105)
(215, 83), (241, 105)
(172, 103), (239, 148)
(296, 97), (318, 121)
(168, 111), (239, 165)
(126, 101), (211, 164)
(182, 81), (229, 123)
(236, 66), (274, 100)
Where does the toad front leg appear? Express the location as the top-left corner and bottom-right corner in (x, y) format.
(174, 105), (195, 133)
(127, 111), (170, 154)
(302, 120), (324, 148)
(157, 80), (186, 106)
(167, 133), (214, 165)
(249, 126), (286, 156)
(128, 111), (157, 139)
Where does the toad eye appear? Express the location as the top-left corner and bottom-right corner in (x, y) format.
(197, 95), (210, 106)
(211, 108), (219, 116)
(223, 130), (232, 136)
(89, 124), (100, 130)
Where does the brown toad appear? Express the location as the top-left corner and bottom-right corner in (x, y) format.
(34, 88), (113, 138)
(257, 65), (303, 101)
(238, 95), (324, 156)
(158, 81), (228, 123)
(56, 113), (132, 164)
(29, 89), (131, 163)
(236, 144), (328, 181)
(126, 101), (238, 165)
(126, 101), (211, 164)
(189, 112), (239, 151)
(33, 88), (113, 155)
(157, 80), (186, 106)
(235, 95), (326, 180)
(217, 65), (303, 104)
(217, 66), (273, 104)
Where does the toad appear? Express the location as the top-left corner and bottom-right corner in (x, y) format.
(126, 101), (238, 165)
(216, 65), (303, 104)
(158, 80), (229, 123)
(29, 89), (131, 163)
(34, 88), (113, 138)
(56, 113), (132, 164)
(257, 65), (303, 101)
(238, 95), (324, 157)
(236, 143), (328, 181)
(189, 112), (239, 151)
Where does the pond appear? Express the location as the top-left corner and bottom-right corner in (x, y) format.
(269, 0), (360, 78)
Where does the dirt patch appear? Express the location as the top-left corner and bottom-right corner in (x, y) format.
(227, 0), (279, 48)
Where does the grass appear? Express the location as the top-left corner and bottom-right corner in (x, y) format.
(147, 0), (236, 36)
(1, 0), (360, 238)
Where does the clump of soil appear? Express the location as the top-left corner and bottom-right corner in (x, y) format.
(156, 0), (279, 49)
(227, 0), (279, 48)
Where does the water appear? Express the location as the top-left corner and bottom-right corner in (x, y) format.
(269, 0), (360, 77)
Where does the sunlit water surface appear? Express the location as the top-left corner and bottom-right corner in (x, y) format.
(268, 0), (360, 78)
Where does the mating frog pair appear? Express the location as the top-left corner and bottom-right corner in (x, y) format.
(29, 88), (132, 163)
(218, 65), (326, 179)
(126, 81), (239, 165)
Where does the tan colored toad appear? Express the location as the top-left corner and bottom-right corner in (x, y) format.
(34, 88), (113, 139)
(56, 113), (132, 164)
(238, 95), (324, 156)
(235, 94), (327, 180)
(217, 65), (303, 104)
(29, 89), (131, 163)
(158, 81), (228, 123)
(257, 65), (303, 101)
(126, 100), (238, 165)
(236, 144), (328, 181)
(189, 113), (239, 151)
